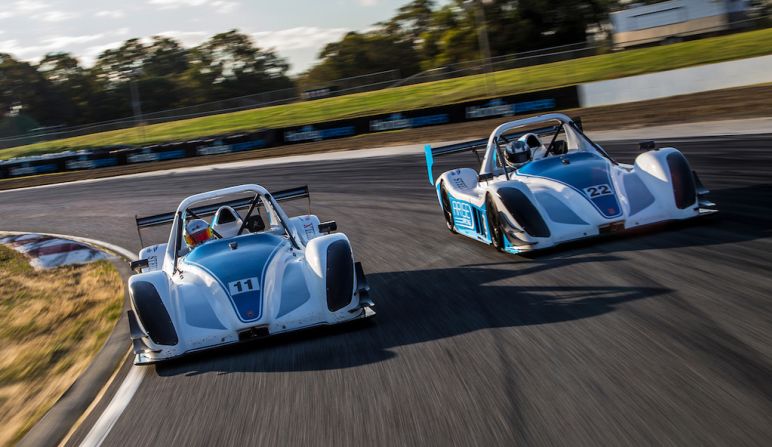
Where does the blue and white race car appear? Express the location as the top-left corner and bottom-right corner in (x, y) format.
(127, 184), (374, 364)
(424, 113), (715, 254)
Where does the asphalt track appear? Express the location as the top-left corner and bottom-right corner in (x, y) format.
(2, 134), (771, 446)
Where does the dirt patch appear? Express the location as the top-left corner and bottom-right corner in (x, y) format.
(1, 83), (770, 191)
(0, 246), (123, 446)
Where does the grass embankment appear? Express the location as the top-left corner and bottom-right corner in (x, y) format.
(0, 245), (123, 446)
(3, 27), (772, 160)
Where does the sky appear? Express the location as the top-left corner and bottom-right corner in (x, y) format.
(0, 0), (420, 74)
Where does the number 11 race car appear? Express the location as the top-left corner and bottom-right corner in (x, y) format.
(424, 113), (716, 254)
(127, 184), (374, 365)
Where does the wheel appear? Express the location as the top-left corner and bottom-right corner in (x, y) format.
(439, 182), (457, 234)
(486, 195), (504, 251)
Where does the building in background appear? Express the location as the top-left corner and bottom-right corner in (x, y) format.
(611, 0), (750, 48)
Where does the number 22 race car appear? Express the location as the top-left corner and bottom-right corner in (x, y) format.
(127, 184), (374, 364)
(424, 113), (716, 254)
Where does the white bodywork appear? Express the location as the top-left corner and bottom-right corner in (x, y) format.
(429, 113), (715, 253)
(128, 184), (373, 364)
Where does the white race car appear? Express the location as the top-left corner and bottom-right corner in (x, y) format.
(127, 184), (374, 365)
(424, 113), (715, 254)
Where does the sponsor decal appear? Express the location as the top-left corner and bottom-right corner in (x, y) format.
(197, 144), (232, 156)
(231, 140), (266, 151)
(65, 156), (118, 170)
(9, 163), (58, 176)
(466, 98), (557, 119)
(369, 113), (448, 132)
(127, 150), (159, 163)
(128, 149), (186, 163)
(466, 99), (513, 119)
(513, 98), (555, 113)
(451, 200), (475, 230)
(284, 125), (356, 143)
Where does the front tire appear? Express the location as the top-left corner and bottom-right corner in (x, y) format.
(486, 195), (504, 251)
(439, 182), (456, 233)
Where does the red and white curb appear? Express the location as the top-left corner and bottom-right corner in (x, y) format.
(1, 233), (115, 269)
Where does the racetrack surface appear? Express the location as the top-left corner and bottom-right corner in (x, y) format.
(2, 134), (771, 446)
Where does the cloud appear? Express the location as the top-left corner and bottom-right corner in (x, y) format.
(95, 10), (126, 19)
(33, 11), (80, 22)
(146, 0), (238, 12)
(13, 1), (49, 13)
(154, 30), (211, 46)
(0, 1), (49, 19)
(252, 27), (348, 52)
(0, 34), (104, 58)
(357, 0), (378, 6)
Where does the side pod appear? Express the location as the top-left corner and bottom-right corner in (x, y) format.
(128, 278), (178, 346)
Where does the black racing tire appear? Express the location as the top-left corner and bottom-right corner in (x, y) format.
(486, 195), (505, 251)
(439, 182), (457, 234)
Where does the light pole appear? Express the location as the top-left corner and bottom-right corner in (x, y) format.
(129, 69), (146, 141)
(469, 0), (497, 97)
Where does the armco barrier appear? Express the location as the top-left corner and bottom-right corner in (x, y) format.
(0, 86), (578, 179)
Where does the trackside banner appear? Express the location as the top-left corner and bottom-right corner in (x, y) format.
(0, 86), (579, 179)
(279, 86), (579, 144)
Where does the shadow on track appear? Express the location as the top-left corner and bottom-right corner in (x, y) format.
(156, 255), (670, 376)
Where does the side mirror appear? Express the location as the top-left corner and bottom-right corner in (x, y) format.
(244, 215), (266, 233)
(130, 258), (149, 273)
(318, 221), (337, 234)
(639, 140), (656, 151)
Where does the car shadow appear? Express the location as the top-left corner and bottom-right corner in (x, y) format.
(156, 254), (669, 376)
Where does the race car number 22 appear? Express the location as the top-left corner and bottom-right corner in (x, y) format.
(583, 184), (612, 198)
(228, 277), (259, 295)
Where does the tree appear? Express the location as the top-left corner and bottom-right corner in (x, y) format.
(37, 52), (95, 124)
(0, 53), (57, 132)
(301, 31), (421, 88)
(144, 36), (189, 78)
(387, 0), (437, 41)
(91, 38), (149, 85)
(187, 30), (293, 100)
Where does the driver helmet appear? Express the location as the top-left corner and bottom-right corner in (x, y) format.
(519, 133), (546, 159)
(504, 140), (531, 166)
(184, 218), (212, 248)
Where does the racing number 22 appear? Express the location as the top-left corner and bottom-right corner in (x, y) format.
(228, 277), (259, 295)
(584, 184), (612, 198)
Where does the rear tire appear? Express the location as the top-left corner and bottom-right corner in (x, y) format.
(486, 195), (504, 251)
(439, 182), (457, 234)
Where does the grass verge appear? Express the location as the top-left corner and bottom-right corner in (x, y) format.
(0, 245), (123, 446)
(3, 27), (772, 160)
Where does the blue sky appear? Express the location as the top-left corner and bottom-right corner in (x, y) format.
(0, 0), (425, 74)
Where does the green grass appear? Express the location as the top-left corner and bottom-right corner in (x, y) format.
(0, 244), (124, 445)
(3, 27), (771, 160)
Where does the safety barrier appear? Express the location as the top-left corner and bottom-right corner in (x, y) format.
(0, 86), (579, 180)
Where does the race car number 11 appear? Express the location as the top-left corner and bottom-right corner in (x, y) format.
(228, 277), (259, 295)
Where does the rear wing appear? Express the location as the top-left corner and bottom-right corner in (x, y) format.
(135, 185), (309, 234)
(423, 119), (581, 185)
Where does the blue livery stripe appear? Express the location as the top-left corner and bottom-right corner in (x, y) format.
(185, 233), (285, 322)
(518, 152), (622, 219)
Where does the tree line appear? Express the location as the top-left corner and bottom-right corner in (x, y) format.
(1, 0), (618, 138)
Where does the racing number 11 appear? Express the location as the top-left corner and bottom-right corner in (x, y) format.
(228, 277), (259, 295)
